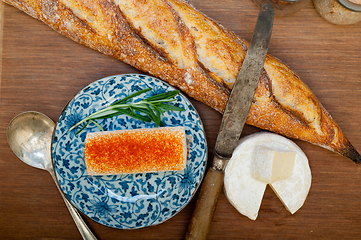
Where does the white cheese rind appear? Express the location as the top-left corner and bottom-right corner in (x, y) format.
(224, 146), (267, 220)
(224, 132), (311, 220)
(270, 154), (311, 214)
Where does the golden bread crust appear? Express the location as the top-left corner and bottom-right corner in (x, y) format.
(4, 0), (360, 162)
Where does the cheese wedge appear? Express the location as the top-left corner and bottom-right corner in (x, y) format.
(84, 126), (187, 175)
(251, 146), (296, 184)
(224, 132), (311, 220)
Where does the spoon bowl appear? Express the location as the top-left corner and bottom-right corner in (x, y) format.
(7, 111), (97, 240)
(7, 111), (54, 170)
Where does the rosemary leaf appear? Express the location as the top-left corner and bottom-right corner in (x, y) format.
(75, 120), (90, 135)
(87, 109), (120, 119)
(70, 88), (185, 134)
(90, 119), (104, 131)
(96, 108), (151, 122)
(152, 104), (164, 117)
(145, 90), (180, 101)
(144, 103), (160, 126)
(157, 103), (185, 111)
(112, 88), (152, 105)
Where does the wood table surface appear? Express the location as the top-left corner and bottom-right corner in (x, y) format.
(1, 0), (360, 239)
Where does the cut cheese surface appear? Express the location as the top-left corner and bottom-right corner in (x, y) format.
(84, 126), (187, 175)
(271, 150), (296, 183)
(224, 132), (311, 220)
(251, 146), (296, 183)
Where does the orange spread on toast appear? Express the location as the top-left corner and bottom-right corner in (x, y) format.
(85, 127), (187, 175)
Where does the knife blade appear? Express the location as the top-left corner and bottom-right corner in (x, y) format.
(185, 4), (274, 240)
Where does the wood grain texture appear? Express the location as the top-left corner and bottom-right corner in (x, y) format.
(0, 1), (3, 97)
(186, 166), (225, 240)
(0, 0), (360, 239)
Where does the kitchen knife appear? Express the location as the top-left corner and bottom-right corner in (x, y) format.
(185, 4), (274, 240)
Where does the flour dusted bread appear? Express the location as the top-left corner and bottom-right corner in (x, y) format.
(4, 0), (360, 163)
(85, 127), (187, 175)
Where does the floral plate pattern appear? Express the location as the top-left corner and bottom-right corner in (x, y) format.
(51, 74), (207, 229)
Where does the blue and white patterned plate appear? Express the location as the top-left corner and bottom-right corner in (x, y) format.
(51, 74), (207, 229)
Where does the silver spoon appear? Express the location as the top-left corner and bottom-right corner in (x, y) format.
(7, 111), (97, 240)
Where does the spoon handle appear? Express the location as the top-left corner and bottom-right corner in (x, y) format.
(48, 169), (98, 240)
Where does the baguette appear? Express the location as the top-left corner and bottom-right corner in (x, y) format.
(4, 0), (360, 163)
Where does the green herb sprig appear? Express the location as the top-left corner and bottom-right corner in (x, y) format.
(69, 88), (185, 134)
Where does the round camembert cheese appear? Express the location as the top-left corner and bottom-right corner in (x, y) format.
(224, 132), (311, 220)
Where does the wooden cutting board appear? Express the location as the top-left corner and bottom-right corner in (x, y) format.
(0, 1), (360, 239)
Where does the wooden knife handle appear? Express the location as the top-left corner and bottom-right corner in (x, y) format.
(185, 161), (225, 240)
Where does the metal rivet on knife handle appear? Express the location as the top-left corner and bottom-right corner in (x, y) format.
(185, 4), (274, 240)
